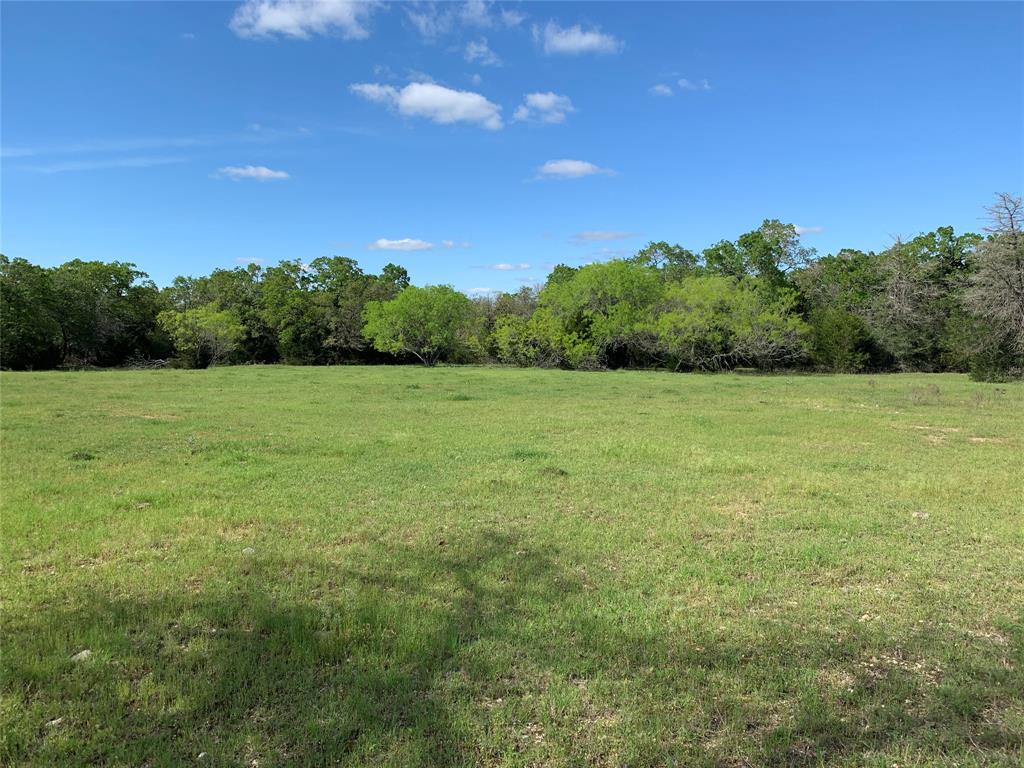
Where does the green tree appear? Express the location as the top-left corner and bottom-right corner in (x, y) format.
(49, 260), (165, 366)
(0, 256), (62, 369)
(259, 261), (327, 364)
(157, 305), (244, 368)
(534, 259), (663, 369)
(656, 276), (809, 370)
(631, 241), (699, 282)
(363, 285), (479, 366)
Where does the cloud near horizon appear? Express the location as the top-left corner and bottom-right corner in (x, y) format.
(350, 81), (503, 130)
(367, 238), (434, 251)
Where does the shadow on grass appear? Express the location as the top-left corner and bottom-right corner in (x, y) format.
(3, 530), (1021, 766)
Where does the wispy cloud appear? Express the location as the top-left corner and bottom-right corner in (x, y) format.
(489, 262), (531, 270)
(678, 78), (712, 91)
(24, 156), (186, 174)
(368, 238), (434, 251)
(795, 225), (824, 235)
(442, 240), (473, 249)
(465, 38), (501, 66)
(466, 287), (497, 296)
(501, 8), (526, 27)
(572, 231), (639, 243)
(2, 126), (304, 160)
(234, 257), (266, 265)
(513, 92), (574, 124)
(460, 0), (492, 28)
(406, 0), (502, 40)
(214, 165), (290, 181)
(229, 0), (377, 40)
(534, 21), (622, 55)
(350, 80), (503, 130)
(649, 83), (673, 97)
(537, 159), (614, 179)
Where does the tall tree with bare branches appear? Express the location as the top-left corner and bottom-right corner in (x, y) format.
(964, 193), (1024, 377)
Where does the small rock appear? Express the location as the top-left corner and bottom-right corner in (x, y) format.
(46, 717), (64, 727)
(71, 649), (92, 662)
(911, 511), (930, 520)
(197, 752), (208, 761)
(242, 547), (255, 555)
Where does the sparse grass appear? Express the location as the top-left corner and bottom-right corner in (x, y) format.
(1, 366), (1022, 767)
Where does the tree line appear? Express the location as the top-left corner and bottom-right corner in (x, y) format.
(2, 194), (1021, 380)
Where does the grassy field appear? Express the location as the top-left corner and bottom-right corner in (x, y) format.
(1, 367), (1022, 767)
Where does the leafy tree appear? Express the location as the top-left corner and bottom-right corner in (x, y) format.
(157, 305), (244, 368)
(363, 285), (479, 366)
(705, 221), (814, 288)
(49, 260), (165, 366)
(631, 241), (699, 281)
(807, 307), (878, 372)
(0, 256), (62, 369)
(379, 263), (411, 292)
(534, 259), (663, 368)
(737, 220), (815, 287)
(259, 261), (328, 364)
(656, 276), (809, 370)
(703, 240), (746, 278)
(491, 315), (540, 366)
(202, 265), (277, 363)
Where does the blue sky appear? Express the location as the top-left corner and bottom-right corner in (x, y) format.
(2, 1), (1022, 293)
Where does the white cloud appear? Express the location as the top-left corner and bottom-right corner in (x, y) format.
(678, 78), (712, 91)
(466, 287), (497, 296)
(442, 240), (472, 248)
(368, 238), (433, 251)
(460, 0), (492, 27)
(513, 92), (574, 124)
(405, 69), (436, 84)
(229, 0), (377, 40)
(468, 73), (483, 85)
(406, 0), (497, 40)
(465, 38), (501, 66)
(537, 159), (614, 179)
(535, 21), (621, 55)
(350, 81), (503, 130)
(501, 8), (526, 27)
(572, 231), (638, 243)
(490, 263), (531, 270)
(795, 225), (824, 235)
(405, 5), (452, 39)
(214, 164), (290, 181)
(649, 83), (673, 96)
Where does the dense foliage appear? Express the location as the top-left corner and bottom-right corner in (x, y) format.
(3, 195), (1021, 379)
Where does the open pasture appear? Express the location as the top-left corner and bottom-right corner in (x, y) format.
(1, 367), (1022, 766)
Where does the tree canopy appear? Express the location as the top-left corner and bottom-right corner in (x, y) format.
(2, 195), (1020, 379)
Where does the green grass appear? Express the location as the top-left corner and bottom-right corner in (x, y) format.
(2, 367), (1022, 767)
